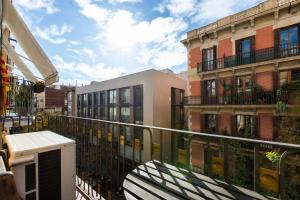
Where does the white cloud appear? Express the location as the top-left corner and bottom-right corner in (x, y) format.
(35, 24), (73, 44)
(53, 55), (125, 81)
(108, 0), (142, 4)
(14, 0), (59, 14)
(67, 48), (97, 63)
(74, 0), (111, 26)
(155, 0), (263, 23)
(154, 0), (196, 17)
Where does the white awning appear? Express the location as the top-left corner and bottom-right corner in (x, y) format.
(2, 38), (38, 82)
(2, 0), (59, 85)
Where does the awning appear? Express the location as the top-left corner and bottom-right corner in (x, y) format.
(2, 0), (59, 85)
(2, 38), (38, 83)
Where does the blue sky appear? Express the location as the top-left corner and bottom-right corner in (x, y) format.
(12, 0), (263, 85)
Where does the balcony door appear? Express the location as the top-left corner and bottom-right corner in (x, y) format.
(202, 46), (216, 71)
(236, 36), (255, 65)
(204, 80), (216, 104)
(279, 25), (299, 57)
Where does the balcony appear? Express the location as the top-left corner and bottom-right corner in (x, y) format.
(198, 43), (300, 73)
(184, 90), (290, 106)
(1, 115), (300, 199)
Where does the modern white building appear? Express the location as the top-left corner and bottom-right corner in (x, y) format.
(75, 69), (187, 162)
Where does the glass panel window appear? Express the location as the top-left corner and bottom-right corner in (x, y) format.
(204, 114), (216, 132)
(292, 69), (300, 81)
(120, 88), (130, 104)
(236, 75), (252, 93)
(108, 90), (116, 104)
(203, 48), (214, 70)
(237, 115), (254, 137)
(134, 107), (143, 124)
(133, 85), (143, 106)
(120, 107), (130, 122)
(241, 38), (251, 64)
(280, 26), (299, 56)
(121, 126), (132, 145)
(108, 107), (116, 121)
(206, 80), (216, 97)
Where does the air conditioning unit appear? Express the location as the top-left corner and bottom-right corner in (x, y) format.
(5, 131), (76, 200)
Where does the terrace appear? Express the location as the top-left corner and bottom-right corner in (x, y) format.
(1, 114), (300, 199)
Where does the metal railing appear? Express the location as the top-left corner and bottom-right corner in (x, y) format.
(198, 43), (300, 73)
(4, 114), (300, 199)
(184, 90), (290, 106)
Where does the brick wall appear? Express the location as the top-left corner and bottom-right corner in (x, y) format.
(259, 113), (274, 139)
(45, 88), (65, 108)
(218, 113), (232, 134)
(255, 25), (274, 50)
(190, 81), (201, 96)
(218, 38), (232, 58)
(256, 71), (274, 90)
(189, 47), (201, 69)
(190, 111), (201, 131)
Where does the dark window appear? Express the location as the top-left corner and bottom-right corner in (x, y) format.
(280, 26), (299, 45)
(83, 94), (87, 107)
(93, 92), (98, 119)
(108, 107), (116, 121)
(241, 38), (251, 64)
(25, 163), (36, 192)
(292, 69), (300, 81)
(279, 26), (299, 56)
(120, 88), (130, 104)
(237, 115), (254, 137)
(204, 114), (217, 132)
(133, 107), (143, 124)
(108, 90), (116, 104)
(133, 85), (143, 106)
(236, 75), (252, 93)
(121, 126), (132, 145)
(205, 80), (216, 97)
(100, 91), (106, 120)
(26, 192), (36, 200)
(203, 48), (214, 70)
(120, 107), (130, 122)
(171, 88), (185, 130)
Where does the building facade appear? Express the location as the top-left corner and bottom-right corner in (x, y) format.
(76, 69), (186, 162)
(182, 0), (300, 171)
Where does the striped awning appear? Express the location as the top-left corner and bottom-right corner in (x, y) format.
(2, 0), (59, 85)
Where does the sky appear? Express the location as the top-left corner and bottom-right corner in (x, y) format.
(11, 0), (263, 86)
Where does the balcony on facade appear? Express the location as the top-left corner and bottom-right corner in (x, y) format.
(184, 90), (290, 106)
(198, 42), (300, 73)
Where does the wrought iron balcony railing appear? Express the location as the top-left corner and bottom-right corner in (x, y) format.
(184, 90), (290, 106)
(2, 115), (300, 199)
(198, 43), (300, 72)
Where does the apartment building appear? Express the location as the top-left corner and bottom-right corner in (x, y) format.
(75, 69), (186, 162)
(181, 0), (300, 172)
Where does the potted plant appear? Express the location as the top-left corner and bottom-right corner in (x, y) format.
(33, 81), (45, 93)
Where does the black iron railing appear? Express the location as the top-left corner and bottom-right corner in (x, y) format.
(3, 115), (300, 199)
(184, 90), (289, 106)
(198, 43), (300, 72)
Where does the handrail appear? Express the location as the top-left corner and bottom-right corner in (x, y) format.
(55, 115), (300, 150)
(198, 42), (300, 73)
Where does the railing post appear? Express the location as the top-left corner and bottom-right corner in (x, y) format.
(253, 144), (260, 192)
(160, 130), (163, 162)
(223, 140), (229, 181)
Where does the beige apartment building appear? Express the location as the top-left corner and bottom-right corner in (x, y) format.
(75, 69), (186, 162)
(182, 0), (300, 171)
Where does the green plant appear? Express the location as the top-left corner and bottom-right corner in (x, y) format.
(276, 100), (286, 113)
(265, 151), (280, 166)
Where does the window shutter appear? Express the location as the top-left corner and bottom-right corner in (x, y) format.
(202, 49), (206, 71)
(200, 113), (205, 132)
(250, 36), (256, 63)
(254, 115), (260, 138)
(274, 29), (280, 58)
(201, 80), (206, 104)
(213, 45), (217, 69)
(230, 115), (237, 136)
(235, 39), (241, 65)
(273, 71), (279, 91)
(273, 116), (279, 139)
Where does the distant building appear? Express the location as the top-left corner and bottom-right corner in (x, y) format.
(75, 69), (186, 162)
(36, 86), (75, 115)
(181, 0), (300, 172)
